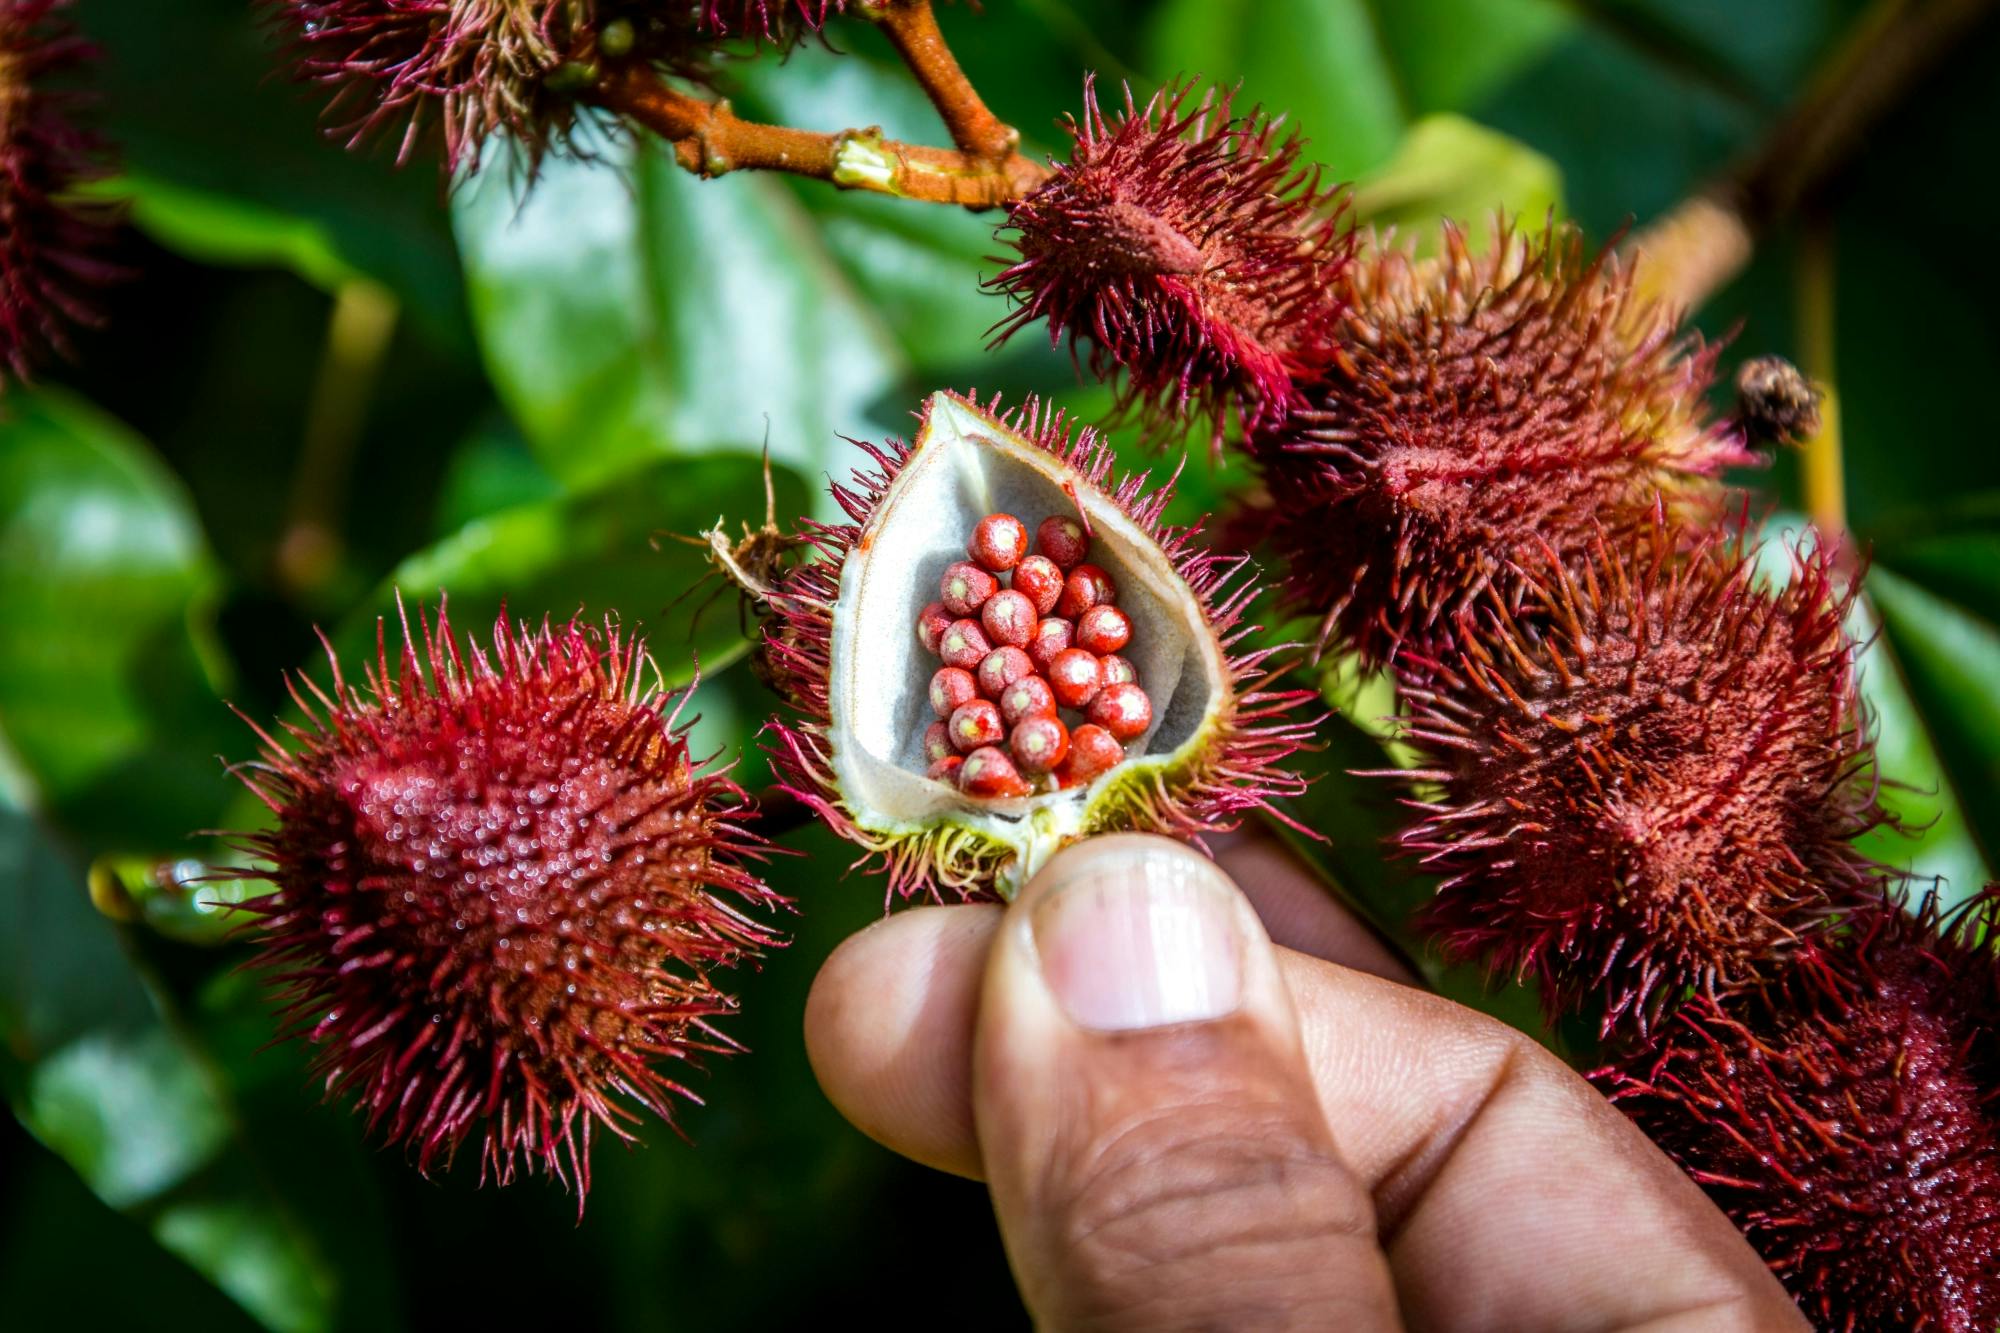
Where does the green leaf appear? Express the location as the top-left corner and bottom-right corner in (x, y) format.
(0, 388), (236, 845)
(21, 1029), (231, 1210)
(1367, 0), (1575, 114)
(1350, 113), (1563, 237)
(453, 136), (908, 493)
(430, 416), (564, 536)
(152, 1197), (333, 1333)
(74, 0), (467, 342)
(1563, 0), (1834, 105)
(89, 173), (362, 293)
(1848, 595), (1992, 901)
(1460, 22), (1753, 236)
(341, 451), (812, 684)
(0, 392), (381, 1332)
(1868, 565), (2000, 882)
(733, 49), (1023, 379)
(1144, 0), (1408, 180)
(1747, 524), (1990, 902)
(0, 810), (338, 1333)
(0, 1139), (262, 1332)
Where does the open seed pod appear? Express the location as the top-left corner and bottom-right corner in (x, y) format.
(762, 391), (1321, 901)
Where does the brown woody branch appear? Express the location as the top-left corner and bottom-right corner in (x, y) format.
(592, 61), (1047, 210)
(867, 0), (1021, 163)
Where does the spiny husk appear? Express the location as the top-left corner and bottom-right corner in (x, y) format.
(1601, 889), (2000, 1331)
(1388, 522), (1887, 1034)
(228, 601), (782, 1207)
(263, 0), (715, 173)
(990, 77), (1351, 444)
(1251, 219), (1759, 666)
(761, 390), (1322, 902)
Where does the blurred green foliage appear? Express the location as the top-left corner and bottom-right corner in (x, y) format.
(4, 1), (1997, 1327)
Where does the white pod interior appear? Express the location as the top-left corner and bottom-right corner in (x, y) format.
(824, 394), (1234, 894)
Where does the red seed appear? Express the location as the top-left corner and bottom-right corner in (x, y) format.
(1056, 723), (1124, 787)
(938, 618), (991, 670)
(1099, 653), (1137, 687)
(958, 746), (1031, 798)
(1012, 555), (1065, 616)
(1088, 682), (1152, 740)
(1036, 515), (1089, 570)
(1027, 617), (1074, 671)
(916, 601), (953, 655)
(999, 674), (1058, 726)
(968, 513), (1029, 572)
(1009, 715), (1070, 774)
(929, 666), (979, 718)
(1056, 563), (1116, 617)
(923, 721), (955, 765)
(940, 561), (998, 616)
(1076, 604), (1132, 655)
(980, 589), (1036, 647)
(948, 699), (1004, 752)
(926, 754), (964, 783)
(976, 646), (1035, 700)
(1048, 648), (1104, 709)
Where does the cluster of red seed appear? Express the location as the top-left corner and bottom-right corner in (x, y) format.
(915, 511), (1154, 798)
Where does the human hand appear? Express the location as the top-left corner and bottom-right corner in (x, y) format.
(805, 833), (1805, 1331)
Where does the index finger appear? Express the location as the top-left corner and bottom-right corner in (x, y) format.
(1276, 950), (1804, 1330)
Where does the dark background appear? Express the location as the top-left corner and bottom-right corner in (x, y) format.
(4, 1), (1997, 1328)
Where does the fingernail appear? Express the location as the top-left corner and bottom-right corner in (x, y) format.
(1031, 846), (1245, 1031)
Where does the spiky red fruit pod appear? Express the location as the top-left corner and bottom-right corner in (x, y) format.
(761, 391), (1323, 902)
(989, 78), (1351, 443)
(0, 0), (119, 383)
(1601, 891), (2000, 1331)
(1390, 524), (1885, 1033)
(228, 604), (782, 1203)
(262, 0), (714, 172)
(1249, 221), (1759, 665)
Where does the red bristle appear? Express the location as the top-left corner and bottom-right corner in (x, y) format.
(223, 603), (783, 1207)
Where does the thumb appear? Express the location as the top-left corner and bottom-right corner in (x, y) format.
(973, 834), (1402, 1332)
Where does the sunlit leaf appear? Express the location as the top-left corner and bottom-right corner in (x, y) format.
(1869, 565), (2000, 883)
(1849, 594), (1992, 900)
(89, 173), (362, 292)
(0, 393), (363, 1332)
(339, 451), (812, 685)
(1367, 0), (1574, 113)
(1349, 114), (1563, 239)
(1144, 0), (1406, 180)
(0, 809), (337, 1333)
(74, 0), (467, 340)
(22, 1028), (231, 1210)
(454, 135), (907, 494)
(0, 388), (234, 844)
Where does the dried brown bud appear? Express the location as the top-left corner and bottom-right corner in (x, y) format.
(1734, 354), (1822, 446)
